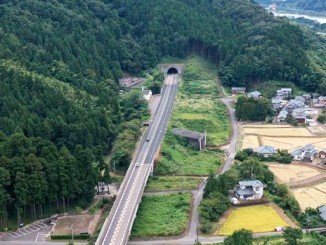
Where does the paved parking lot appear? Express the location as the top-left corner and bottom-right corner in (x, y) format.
(1, 221), (52, 242)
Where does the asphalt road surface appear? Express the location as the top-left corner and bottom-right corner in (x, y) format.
(96, 75), (179, 245)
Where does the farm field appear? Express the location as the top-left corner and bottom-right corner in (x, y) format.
(242, 126), (312, 137)
(218, 205), (289, 235)
(267, 163), (324, 184)
(292, 186), (326, 210)
(131, 193), (191, 238)
(241, 124), (326, 151)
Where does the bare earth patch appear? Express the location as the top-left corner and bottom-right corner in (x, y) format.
(267, 163), (324, 184)
(52, 214), (98, 235)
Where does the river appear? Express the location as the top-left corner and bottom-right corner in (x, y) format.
(274, 13), (326, 24)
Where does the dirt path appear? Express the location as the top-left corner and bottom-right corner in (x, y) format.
(289, 173), (326, 188)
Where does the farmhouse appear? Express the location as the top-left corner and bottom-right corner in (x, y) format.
(248, 91), (262, 99)
(234, 180), (265, 201)
(293, 114), (307, 124)
(318, 149), (326, 159)
(231, 87), (246, 94)
(277, 110), (288, 122)
(256, 145), (278, 157)
(272, 97), (284, 110)
(276, 88), (292, 99)
(284, 98), (305, 112)
(291, 144), (317, 162)
(171, 128), (207, 150)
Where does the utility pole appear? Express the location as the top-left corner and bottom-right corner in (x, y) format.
(71, 224), (74, 245)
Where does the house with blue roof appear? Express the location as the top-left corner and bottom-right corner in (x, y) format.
(234, 180), (265, 201)
(291, 144), (317, 161)
(256, 145), (278, 158)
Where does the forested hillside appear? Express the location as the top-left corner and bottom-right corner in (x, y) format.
(0, 0), (323, 228)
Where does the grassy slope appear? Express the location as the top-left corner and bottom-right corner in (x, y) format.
(155, 56), (229, 175)
(131, 193), (191, 237)
(145, 176), (203, 192)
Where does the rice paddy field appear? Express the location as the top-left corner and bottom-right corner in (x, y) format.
(240, 124), (326, 151)
(267, 163), (324, 184)
(292, 184), (326, 210)
(218, 205), (289, 235)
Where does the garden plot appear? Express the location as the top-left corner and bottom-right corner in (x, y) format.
(267, 164), (324, 184)
(218, 205), (289, 235)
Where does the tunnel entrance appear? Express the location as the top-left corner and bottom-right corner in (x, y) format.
(167, 67), (178, 74)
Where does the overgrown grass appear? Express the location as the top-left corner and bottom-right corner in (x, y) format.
(131, 193), (191, 237)
(145, 176), (203, 192)
(156, 56), (229, 175)
(255, 80), (306, 99)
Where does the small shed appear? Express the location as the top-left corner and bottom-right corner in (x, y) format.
(172, 128), (206, 150)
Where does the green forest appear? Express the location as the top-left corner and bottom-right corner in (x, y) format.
(0, 0), (325, 229)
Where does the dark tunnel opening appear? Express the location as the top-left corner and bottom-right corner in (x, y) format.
(167, 67), (178, 74)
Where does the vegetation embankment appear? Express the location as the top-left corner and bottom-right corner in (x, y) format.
(145, 176), (203, 192)
(155, 56), (230, 176)
(131, 193), (191, 238)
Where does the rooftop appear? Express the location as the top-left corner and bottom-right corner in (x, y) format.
(231, 87), (246, 91)
(248, 91), (262, 97)
(256, 145), (277, 155)
(319, 205), (326, 221)
(239, 180), (264, 188)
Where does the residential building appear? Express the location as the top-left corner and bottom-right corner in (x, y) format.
(231, 87), (246, 94)
(277, 110), (288, 122)
(256, 145), (278, 157)
(248, 91), (262, 99)
(293, 114), (307, 124)
(172, 128), (206, 150)
(318, 149), (326, 159)
(291, 144), (317, 161)
(272, 97), (283, 110)
(302, 93), (311, 101)
(276, 88), (292, 99)
(234, 180), (265, 201)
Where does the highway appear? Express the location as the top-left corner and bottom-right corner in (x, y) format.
(96, 74), (179, 245)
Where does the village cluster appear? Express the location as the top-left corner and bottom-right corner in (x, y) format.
(228, 86), (326, 228)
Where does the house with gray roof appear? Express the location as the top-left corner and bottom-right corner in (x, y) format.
(291, 144), (317, 162)
(231, 87), (246, 94)
(272, 97), (283, 110)
(277, 110), (288, 122)
(276, 88), (292, 99)
(234, 180), (265, 201)
(256, 145), (278, 158)
(248, 91), (262, 99)
(319, 205), (326, 221)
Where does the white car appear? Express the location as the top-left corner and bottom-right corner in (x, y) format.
(135, 162), (140, 167)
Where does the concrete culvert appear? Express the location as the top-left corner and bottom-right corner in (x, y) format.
(167, 67), (178, 74)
